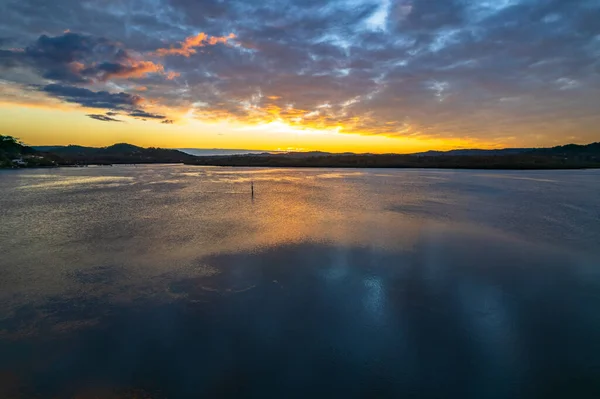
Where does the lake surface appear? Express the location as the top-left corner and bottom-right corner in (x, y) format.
(1, 165), (599, 398)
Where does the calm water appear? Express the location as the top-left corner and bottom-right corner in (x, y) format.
(1, 165), (599, 398)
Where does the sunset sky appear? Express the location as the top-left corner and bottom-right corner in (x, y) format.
(1, 0), (599, 153)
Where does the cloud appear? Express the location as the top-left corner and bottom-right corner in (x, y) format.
(161, 119), (174, 124)
(0, 32), (106, 83)
(26, 32), (108, 64)
(155, 33), (237, 57)
(87, 113), (123, 122)
(128, 109), (166, 119)
(82, 59), (165, 81)
(42, 84), (143, 109)
(0, 32), (178, 123)
(0, 33), (176, 84)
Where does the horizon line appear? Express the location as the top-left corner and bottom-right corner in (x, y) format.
(26, 140), (600, 155)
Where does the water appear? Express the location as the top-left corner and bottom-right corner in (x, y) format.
(1, 165), (599, 398)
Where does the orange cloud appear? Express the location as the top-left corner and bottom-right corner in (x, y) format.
(155, 32), (236, 57)
(100, 60), (165, 80)
(166, 71), (180, 80)
(85, 57), (179, 82)
(188, 96), (422, 140)
(69, 61), (86, 73)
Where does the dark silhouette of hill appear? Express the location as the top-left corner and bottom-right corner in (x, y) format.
(529, 142), (600, 156)
(10, 140), (600, 169)
(412, 148), (531, 156)
(270, 151), (359, 158)
(1, 135), (36, 156)
(38, 143), (197, 165)
(185, 142), (600, 170)
(1, 135), (62, 167)
(178, 148), (273, 156)
(249, 149), (530, 158)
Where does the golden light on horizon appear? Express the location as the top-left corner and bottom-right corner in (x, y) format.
(0, 100), (495, 154)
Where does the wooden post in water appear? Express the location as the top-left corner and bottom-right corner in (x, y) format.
(251, 181), (254, 198)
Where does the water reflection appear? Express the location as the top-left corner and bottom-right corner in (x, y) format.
(0, 240), (598, 398)
(0, 166), (599, 398)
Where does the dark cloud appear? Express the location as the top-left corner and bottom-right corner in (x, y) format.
(0, 32), (170, 84)
(0, 31), (174, 123)
(8, 32), (116, 83)
(129, 109), (166, 119)
(86, 114), (124, 122)
(161, 119), (174, 124)
(1, 0), (599, 144)
(0, 49), (20, 68)
(81, 59), (165, 81)
(42, 84), (142, 109)
(27, 33), (107, 63)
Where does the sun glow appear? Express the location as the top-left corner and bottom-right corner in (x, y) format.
(1, 100), (495, 154)
(236, 120), (338, 136)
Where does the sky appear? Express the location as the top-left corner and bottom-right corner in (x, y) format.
(0, 0), (599, 153)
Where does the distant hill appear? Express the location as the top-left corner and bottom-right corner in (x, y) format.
(1, 135), (62, 168)
(411, 143), (600, 157)
(16, 141), (600, 170)
(34, 145), (95, 153)
(179, 149), (360, 157)
(2, 136), (35, 156)
(179, 148), (274, 157)
(185, 142), (600, 170)
(273, 151), (360, 158)
(37, 143), (197, 165)
(529, 142), (600, 156)
(412, 148), (532, 156)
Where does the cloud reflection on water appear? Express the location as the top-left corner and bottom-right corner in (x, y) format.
(0, 166), (599, 397)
